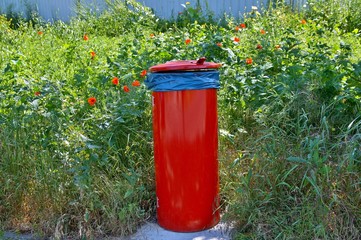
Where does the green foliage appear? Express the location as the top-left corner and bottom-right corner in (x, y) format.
(0, 0), (360, 239)
(216, 4), (361, 240)
(0, 7), (154, 238)
(307, 0), (361, 33)
(176, 0), (215, 27)
(73, 0), (158, 37)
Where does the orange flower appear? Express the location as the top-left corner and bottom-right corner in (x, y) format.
(112, 77), (119, 85)
(300, 19), (307, 25)
(240, 23), (246, 29)
(83, 34), (89, 41)
(256, 44), (263, 49)
(123, 86), (130, 92)
(216, 42), (222, 47)
(132, 80), (141, 87)
(150, 33), (155, 38)
(235, 26), (240, 31)
(37, 31), (43, 35)
(34, 91), (41, 96)
(275, 44), (281, 49)
(260, 29), (266, 35)
(90, 51), (96, 59)
(185, 38), (192, 44)
(234, 37), (240, 43)
(88, 97), (96, 106)
(246, 58), (253, 65)
(140, 70), (147, 77)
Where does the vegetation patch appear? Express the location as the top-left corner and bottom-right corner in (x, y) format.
(0, 0), (360, 239)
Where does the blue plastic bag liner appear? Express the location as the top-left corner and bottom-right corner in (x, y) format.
(145, 71), (220, 92)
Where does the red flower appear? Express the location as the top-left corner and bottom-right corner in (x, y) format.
(246, 58), (253, 65)
(37, 31), (43, 35)
(123, 86), (130, 92)
(300, 19), (307, 25)
(185, 38), (191, 44)
(88, 97), (96, 106)
(234, 37), (240, 43)
(34, 91), (41, 96)
(140, 70), (147, 77)
(240, 23), (246, 29)
(132, 80), (141, 87)
(83, 34), (89, 41)
(256, 44), (263, 50)
(260, 29), (266, 35)
(90, 51), (96, 59)
(216, 42), (222, 47)
(112, 77), (119, 85)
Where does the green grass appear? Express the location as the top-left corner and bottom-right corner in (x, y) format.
(0, 0), (361, 239)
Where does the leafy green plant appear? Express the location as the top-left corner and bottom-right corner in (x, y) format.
(175, 0), (215, 27)
(307, 0), (361, 33)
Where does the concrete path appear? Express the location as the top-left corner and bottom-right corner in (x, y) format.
(2, 232), (35, 240)
(125, 221), (234, 240)
(3, 220), (234, 240)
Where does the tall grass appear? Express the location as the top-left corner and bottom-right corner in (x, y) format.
(222, 104), (361, 239)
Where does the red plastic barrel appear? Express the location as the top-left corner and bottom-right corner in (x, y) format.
(148, 58), (221, 232)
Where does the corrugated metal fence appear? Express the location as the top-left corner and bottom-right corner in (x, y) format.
(141, 0), (269, 19)
(0, 0), (307, 22)
(0, 0), (107, 21)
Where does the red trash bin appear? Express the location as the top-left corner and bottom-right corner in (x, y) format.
(145, 58), (221, 232)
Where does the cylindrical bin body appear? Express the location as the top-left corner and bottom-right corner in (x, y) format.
(145, 59), (221, 232)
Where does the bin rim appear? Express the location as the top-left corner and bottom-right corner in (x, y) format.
(149, 57), (221, 73)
